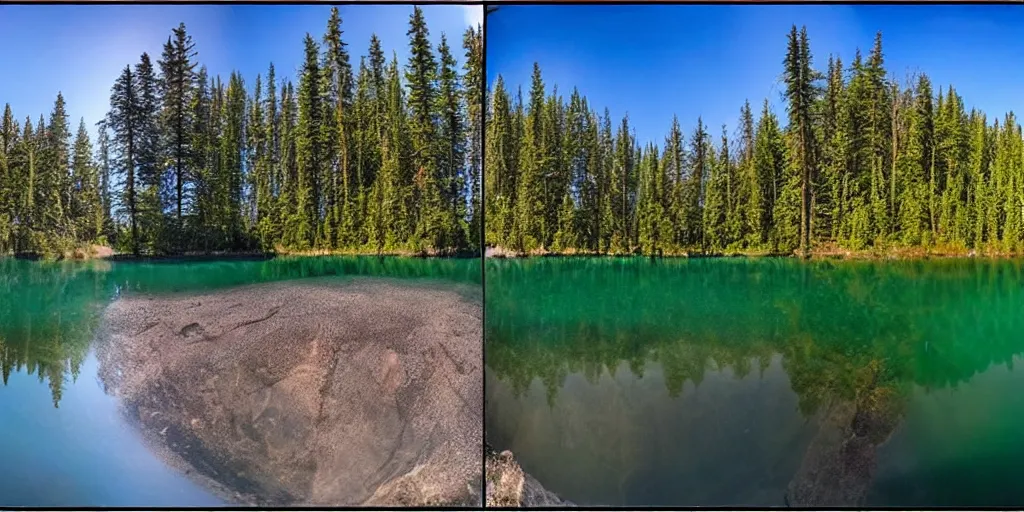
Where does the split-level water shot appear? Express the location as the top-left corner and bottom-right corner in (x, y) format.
(0, 3), (484, 507)
(483, 3), (1024, 508)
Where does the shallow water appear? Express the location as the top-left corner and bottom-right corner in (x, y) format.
(484, 257), (1024, 507)
(0, 255), (479, 507)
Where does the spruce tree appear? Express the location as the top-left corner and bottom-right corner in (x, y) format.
(322, 11), (355, 247)
(223, 72), (247, 248)
(42, 93), (72, 250)
(295, 35), (323, 249)
(485, 76), (513, 248)
(704, 126), (730, 250)
(95, 119), (113, 242)
(437, 34), (467, 250)
(134, 53), (163, 252)
(405, 6), (445, 250)
(463, 24), (483, 250)
(783, 26), (816, 256)
(107, 65), (140, 255)
(71, 119), (101, 242)
(249, 73), (271, 248)
(0, 105), (14, 253)
(158, 23), (197, 225)
(686, 117), (709, 250)
(190, 66), (213, 250)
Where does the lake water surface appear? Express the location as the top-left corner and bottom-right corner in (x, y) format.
(0, 255), (479, 507)
(485, 257), (1024, 507)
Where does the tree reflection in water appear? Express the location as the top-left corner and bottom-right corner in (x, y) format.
(485, 257), (1024, 506)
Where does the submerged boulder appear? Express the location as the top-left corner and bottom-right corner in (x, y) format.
(485, 448), (573, 507)
(785, 394), (903, 507)
(96, 277), (482, 507)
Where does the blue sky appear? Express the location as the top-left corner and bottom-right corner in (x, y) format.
(488, 5), (1024, 147)
(0, 4), (482, 144)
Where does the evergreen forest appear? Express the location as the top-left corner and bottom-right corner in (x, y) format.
(485, 27), (1024, 257)
(0, 7), (483, 258)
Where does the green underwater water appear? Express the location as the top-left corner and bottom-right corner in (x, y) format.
(485, 256), (1024, 507)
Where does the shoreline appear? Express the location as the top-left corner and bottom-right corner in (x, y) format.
(7, 248), (482, 263)
(484, 244), (1024, 262)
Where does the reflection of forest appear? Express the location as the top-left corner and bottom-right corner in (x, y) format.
(485, 257), (1024, 505)
(0, 260), (109, 407)
(0, 256), (479, 407)
(486, 257), (1024, 409)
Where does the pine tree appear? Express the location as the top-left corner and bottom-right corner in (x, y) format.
(372, 55), (412, 251)
(514, 65), (548, 252)
(107, 65), (140, 255)
(609, 115), (635, 253)
(664, 115), (686, 250)
(71, 119), (102, 242)
(352, 58), (375, 247)
(158, 23), (197, 225)
(437, 34), (467, 250)
(0, 105), (15, 253)
(95, 119), (113, 242)
(405, 7), (446, 251)
(686, 117), (710, 250)
(637, 144), (665, 255)
(134, 53), (163, 252)
(704, 126), (730, 250)
(782, 26), (817, 256)
(896, 77), (928, 246)
(42, 93), (72, 250)
(279, 80), (300, 249)
(190, 66), (214, 250)
(322, 7), (354, 112)
(748, 101), (784, 248)
(320, 7), (352, 249)
(223, 72), (247, 248)
(249, 73), (271, 248)
(13, 117), (36, 252)
(265, 63), (280, 244)
(463, 24), (483, 250)
(485, 76), (514, 248)
(295, 35), (323, 249)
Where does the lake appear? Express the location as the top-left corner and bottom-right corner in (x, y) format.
(484, 256), (1024, 507)
(0, 255), (480, 507)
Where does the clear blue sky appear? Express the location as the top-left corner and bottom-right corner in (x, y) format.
(0, 4), (482, 144)
(488, 5), (1024, 147)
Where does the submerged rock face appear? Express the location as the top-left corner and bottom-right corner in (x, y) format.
(785, 395), (903, 507)
(96, 278), (482, 507)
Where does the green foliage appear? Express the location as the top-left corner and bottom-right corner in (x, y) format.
(462, 25), (483, 250)
(489, 28), (1024, 256)
(1, 9), (480, 258)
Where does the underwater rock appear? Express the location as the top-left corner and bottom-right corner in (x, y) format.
(785, 396), (903, 507)
(485, 448), (573, 507)
(96, 277), (483, 507)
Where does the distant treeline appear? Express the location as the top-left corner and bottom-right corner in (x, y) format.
(0, 7), (483, 257)
(485, 27), (1024, 256)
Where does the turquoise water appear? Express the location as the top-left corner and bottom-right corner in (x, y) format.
(0, 255), (479, 506)
(485, 257), (1024, 507)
